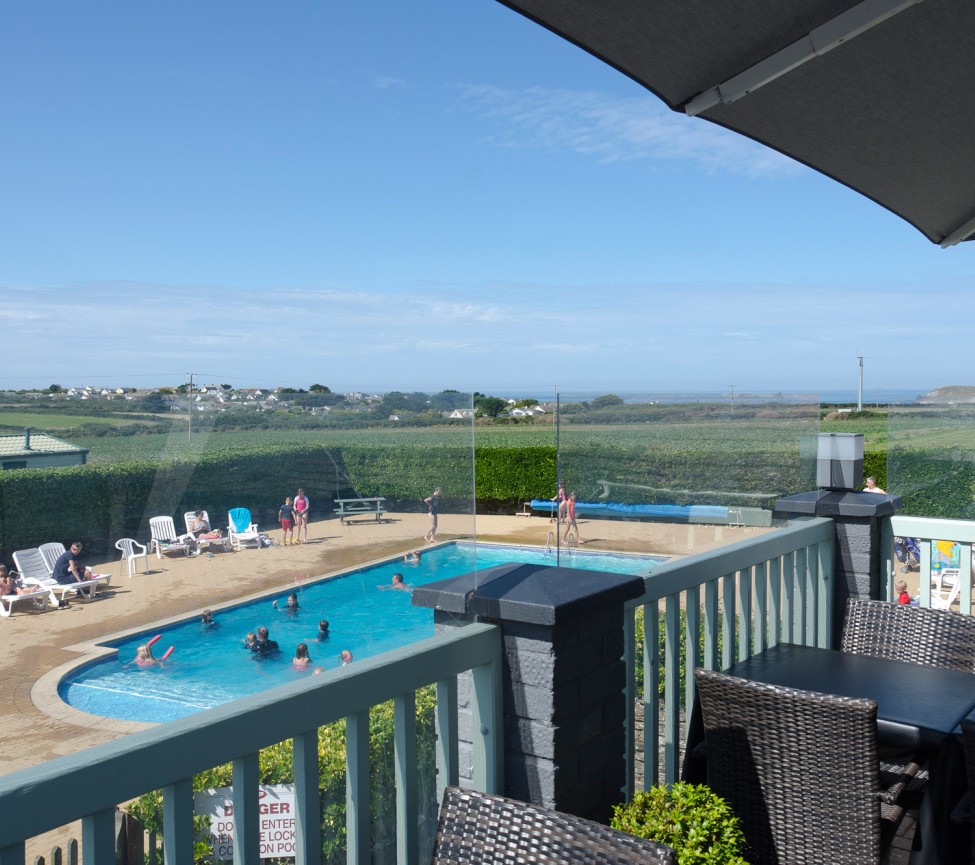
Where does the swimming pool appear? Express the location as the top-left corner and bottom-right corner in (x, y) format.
(59, 542), (665, 723)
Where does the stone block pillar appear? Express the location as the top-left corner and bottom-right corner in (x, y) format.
(412, 562), (644, 823)
(774, 490), (902, 644)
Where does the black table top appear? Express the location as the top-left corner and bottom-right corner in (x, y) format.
(725, 643), (975, 750)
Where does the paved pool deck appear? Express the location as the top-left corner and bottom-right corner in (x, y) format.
(0, 511), (771, 776)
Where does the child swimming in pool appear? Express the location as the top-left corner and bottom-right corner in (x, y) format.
(243, 632), (257, 650)
(316, 620), (330, 641)
(339, 649), (353, 666)
(201, 609), (218, 629)
(273, 592), (300, 614)
(134, 634), (174, 667)
(403, 550), (421, 563)
(293, 642), (311, 667)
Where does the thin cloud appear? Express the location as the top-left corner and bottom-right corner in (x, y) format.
(453, 83), (798, 178)
(374, 76), (408, 90)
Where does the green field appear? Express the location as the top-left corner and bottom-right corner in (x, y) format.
(6, 404), (975, 467)
(71, 419), (824, 465)
(0, 411), (146, 431)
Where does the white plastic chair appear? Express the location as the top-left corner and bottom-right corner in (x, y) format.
(116, 538), (149, 578)
(931, 567), (962, 610)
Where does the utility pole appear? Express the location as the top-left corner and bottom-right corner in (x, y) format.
(729, 384), (735, 413)
(187, 372), (196, 442)
(857, 357), (864, 412)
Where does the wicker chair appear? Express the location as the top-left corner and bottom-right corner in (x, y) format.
(432, 786), (676, 865)
(841, 598), (975, 672)
(695, 667), (911, 865)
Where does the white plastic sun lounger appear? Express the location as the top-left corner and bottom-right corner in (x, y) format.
(11, 548), (102, 605)
(0, 586), (51, 617)
(38, 542), (112, 587)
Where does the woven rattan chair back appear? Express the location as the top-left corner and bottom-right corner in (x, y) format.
(432, 786), (676, 865)
(841, 598), (975, 672)
(695, 667), (883, 865)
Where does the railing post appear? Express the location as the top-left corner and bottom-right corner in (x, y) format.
(162, 778), (194, 865)
(435, 678), (459, 803)
(394, 693), (418, 865)
(231, 754), (260, 865)
(293, 729), (320, 865)
(470, 660), (502, 795)
(81, 808), (116, 865)
(345, 711), (370, 865)
(413, 563), (644, 823)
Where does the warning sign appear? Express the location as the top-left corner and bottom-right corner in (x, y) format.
(195, 785), (296, 860)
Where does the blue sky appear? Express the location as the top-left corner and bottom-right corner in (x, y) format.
(1, 1), (971, 397)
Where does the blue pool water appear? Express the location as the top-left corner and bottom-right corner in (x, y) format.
(59, 542), (664, 723)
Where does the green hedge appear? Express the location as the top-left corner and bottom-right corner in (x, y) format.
(2, 440), (971, 557)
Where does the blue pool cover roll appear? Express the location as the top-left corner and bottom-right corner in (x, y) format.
(530, 500), (728, 520)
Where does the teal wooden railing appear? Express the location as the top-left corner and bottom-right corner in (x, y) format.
(623, 517), (835, 791)
(882, 514), (975, 612)
(0, 518), (841, 863)
(0, 623), (503, 865)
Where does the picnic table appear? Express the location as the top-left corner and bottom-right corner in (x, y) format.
(334, 497), (387, 525)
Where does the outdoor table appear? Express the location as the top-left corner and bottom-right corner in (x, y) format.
(333, 497), (387, 525)
(683, 643), (975, 865)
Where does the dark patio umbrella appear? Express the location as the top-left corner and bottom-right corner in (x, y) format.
(496, 0), (975, 247)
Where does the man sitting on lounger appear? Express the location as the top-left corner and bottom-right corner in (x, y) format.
(52, 541), (94, 596)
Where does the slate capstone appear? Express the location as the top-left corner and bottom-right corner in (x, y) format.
(411, 562), (645, 626)
(774, 490), (902, 519)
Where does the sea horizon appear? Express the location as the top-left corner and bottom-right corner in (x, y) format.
(523, 388), (929, 406)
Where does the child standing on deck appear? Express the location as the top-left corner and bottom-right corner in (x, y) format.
(279, 496), (295, 546)
(294, 489), (310, 543)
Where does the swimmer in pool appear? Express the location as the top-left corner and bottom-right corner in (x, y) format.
(380, 573), (412, 592)
(134, 634), (174, 667)
(252, 626), (279, 655)
(273, 592), (300, 615)
(293, 642), (311, 667)
(339, 649), (353, 666)
(316, 620), (330, 641)
(201, 609), (218, 629)
(243, 632), (257, 650)
(403, 550), (421, 563)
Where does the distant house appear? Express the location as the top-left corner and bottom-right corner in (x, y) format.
(0, 429), (88, 470)
(446, 409), (475, 419)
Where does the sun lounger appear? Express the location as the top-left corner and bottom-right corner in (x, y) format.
(149, 516), (192, 558)
(38, 542), (111, 586)
(183, 511), (229, 552)
(228, 508), (261, 550)
(11, 548), (102, 605)
(0, 586), (52, 617)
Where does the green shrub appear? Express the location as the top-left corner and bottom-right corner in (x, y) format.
(611, 783), (748, 865)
